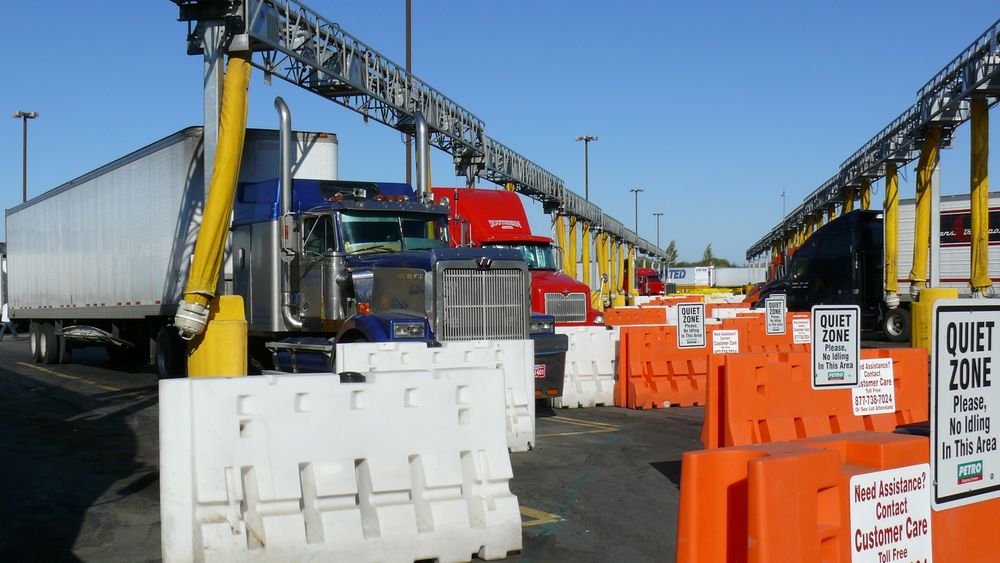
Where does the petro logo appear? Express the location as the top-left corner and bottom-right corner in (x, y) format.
(828, 371), (845, 381)
(958, 460), (983, 485)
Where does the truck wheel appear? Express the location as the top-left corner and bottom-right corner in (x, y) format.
(882, 308), (911, 343)
(156, 326), (187, 379)
(41, 322), (60, 365)
(29, 322), (41, 363)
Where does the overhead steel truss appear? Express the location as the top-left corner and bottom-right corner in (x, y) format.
(747, 18), (1000, 260)
(172, 0), (664, 259)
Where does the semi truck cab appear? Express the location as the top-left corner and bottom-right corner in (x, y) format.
(635, 267), (666, 296)
(752, 209), (909, 341)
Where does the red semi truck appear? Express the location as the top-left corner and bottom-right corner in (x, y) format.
(432, 187), (603, 395)
(635, 267), (666, 296)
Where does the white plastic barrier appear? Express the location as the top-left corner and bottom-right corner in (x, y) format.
(336, 340), (535, 452)
(160, 369), (521, 563)
(552, 326), (616, 408)
(708, 307), (755, 319)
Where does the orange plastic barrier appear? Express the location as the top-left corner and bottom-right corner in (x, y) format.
(603, 306), (667, 326)
(677, 431), (1000, 563)
(721, 312), (809, 353)
(700, 348), (928, 448)
(614, 325), (720, 408)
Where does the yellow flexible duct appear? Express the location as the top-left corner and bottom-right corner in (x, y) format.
(971, 97), (992, 293)
(828, 204), (837, 223)
(595, 232), (608, 310)
(581, 221), (591, 290)
(627, 245), (637, 297)
(843, 187), (855, 214)
(884, 161), (900, 295)
(176, 52), (251, 341)
(568, 216), (578, 280)
(911, 126), (941, 289)
(555, 214), (569, 272)
(860, 177), (871, 210)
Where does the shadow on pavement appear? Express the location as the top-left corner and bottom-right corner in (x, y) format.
(649, 460), (683, 489)
(0, 368), (155, 561)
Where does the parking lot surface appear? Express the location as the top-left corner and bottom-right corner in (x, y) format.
(0, 340), (702, 562)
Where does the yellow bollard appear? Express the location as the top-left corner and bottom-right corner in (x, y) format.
(910, 287), (958, 351)
(187, 295), (248, 377)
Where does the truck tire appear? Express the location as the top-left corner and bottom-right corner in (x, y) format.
(40, 322), (60, 365)
(156, 326), (187, 379)
(882, 307), (911, 343)
(29, 322), (42, 363)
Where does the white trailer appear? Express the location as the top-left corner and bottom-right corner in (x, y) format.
(5, 127), (337, 369)
(896, 192), (1000, 297)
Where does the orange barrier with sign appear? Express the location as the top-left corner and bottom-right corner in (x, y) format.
(677, 431), (1000, 563)
(721, 313), (809, 353)
(603, 306), (667, 326)
(700, 348), (928, 448)
(614, 325), (718, 408)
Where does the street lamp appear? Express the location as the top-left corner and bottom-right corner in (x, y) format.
(653, 212), (663, 247)
(575, 135), (598, 200)
(12, 110), (38, 203)
(629, 187), (644, 233)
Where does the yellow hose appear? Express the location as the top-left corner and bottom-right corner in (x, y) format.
(843, 187), (855, 213)
(568, 216), (578, 279)
(176, 52), (251, 338)
(971, 98), (992, 293)
(581, 221), (591, 290)
(555, 215), (569, 272)
(860, 177), (871, 210)
(884, 161), (900, 295)
(911, 126), (941, 289)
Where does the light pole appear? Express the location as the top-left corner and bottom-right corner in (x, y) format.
(405, 0), (412, 185)
(12, 110), (38, 203)
(653, 212), (663, 247)
(575, 135), (598, 200)
(629, 187), (644, 233)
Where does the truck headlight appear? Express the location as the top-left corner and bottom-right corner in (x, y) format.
(392, 321), (425, 339)
(530, 319), (555, 334)
(594, 314), (604, 325)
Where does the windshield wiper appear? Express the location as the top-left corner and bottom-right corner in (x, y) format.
(353, 244), (396, 254)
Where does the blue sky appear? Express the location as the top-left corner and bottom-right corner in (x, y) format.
(1, 1), (998, 263)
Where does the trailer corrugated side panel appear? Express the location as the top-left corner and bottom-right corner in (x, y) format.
(894, 192), (1000, 297)
(5, 127), (337, 319)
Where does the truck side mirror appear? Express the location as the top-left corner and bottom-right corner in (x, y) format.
(280, 214), (301, 256)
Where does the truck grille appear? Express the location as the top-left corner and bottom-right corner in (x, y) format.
(439, 268), (529, 340)
(544, 292), (588, 323)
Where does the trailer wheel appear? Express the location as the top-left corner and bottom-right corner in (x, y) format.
(29, 322), (41, 363)
(882, 307), (911, 343)
(156, 326), (187, 379)
(40, 322), (60, 364)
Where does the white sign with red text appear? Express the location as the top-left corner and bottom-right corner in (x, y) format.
(850, 464), (932, 563)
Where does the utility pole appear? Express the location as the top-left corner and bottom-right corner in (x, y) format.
(405, 0), (412, 185)
(629, 187), (644, 233)
(12, 110), (38, 203)
(780, 187), (786, 219)
(576, 135), (598, 200)
(653, 212), (663, 247)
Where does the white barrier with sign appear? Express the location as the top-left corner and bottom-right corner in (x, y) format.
(159, 370), (521, 563)
(811, 305), (860, 389)
(552, 326), (615, 409)
(931, 301), (1000, 510)
(849, 464), (932, 563)
(336, 340), (535, 452)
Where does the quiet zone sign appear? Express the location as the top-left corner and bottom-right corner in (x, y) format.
(811, 304), (860, 389)
(931, 301), (1000, 510)
(765, 296), (786, 335)
(677, 303), (706, 348)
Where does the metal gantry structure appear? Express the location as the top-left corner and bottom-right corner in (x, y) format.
(747, 18), (1000, 261)
(174, 0), (665, 261)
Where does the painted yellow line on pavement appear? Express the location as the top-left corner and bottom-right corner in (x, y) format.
(536, 415), (620, 438)
(520, 506), (562, 527)
(18, 362), (122, 393)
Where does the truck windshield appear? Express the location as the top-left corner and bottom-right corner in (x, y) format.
(484, 243), (557, 270)
(341, 211), (449, 254)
